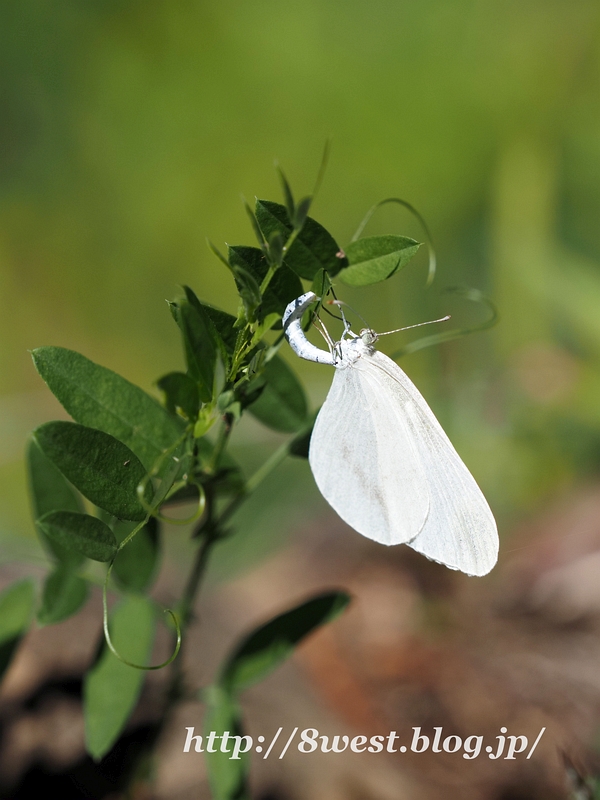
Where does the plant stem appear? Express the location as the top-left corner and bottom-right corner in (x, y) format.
(179, 529), (217, 629)
(208, 416), (232, 474)
(168, 435), (293, 700)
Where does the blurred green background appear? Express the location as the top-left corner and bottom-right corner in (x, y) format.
(2, 0), (600, 570)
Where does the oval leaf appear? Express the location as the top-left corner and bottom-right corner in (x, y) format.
(247, 355), (308, 433)
(31, 347), (185, 474)
(27, 437), (84, 566)
(84, 595), (155, 760)
(219, 590), (351, 693)
(179, 297), (218, 403)
(203, 686), (250, 800)
(255, 199), (347, 279)
(0, 580), (35, 679)
(38, 511), (117, 562)
(37, 565), (89, 626)
(33, 421), (153, 521)
(339, 235), (421, 286)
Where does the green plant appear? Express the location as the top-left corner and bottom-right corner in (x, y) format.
(2, 156), (491, 797)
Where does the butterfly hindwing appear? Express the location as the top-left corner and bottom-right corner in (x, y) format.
(369, 351), (498, 575)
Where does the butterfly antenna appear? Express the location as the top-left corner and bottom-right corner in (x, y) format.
(327, 299), (366, 339)
(377, 315), (451, 336)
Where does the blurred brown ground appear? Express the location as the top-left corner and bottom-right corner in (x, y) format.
(4, 483), (600, 799)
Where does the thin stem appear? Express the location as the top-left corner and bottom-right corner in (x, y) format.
(178, 529), (218, 628)
(259, 263), (278, 295)
(208, 417), (232, 474)
(176, 437), (293, 630)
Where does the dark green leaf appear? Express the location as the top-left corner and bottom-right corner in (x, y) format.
(157, 372), (199, 421)
(37, 565), (88, 626)
(33, 421), (153, 521)
(229, 263), (262, 321)
(179, 297), (218, 404)
(31, 347), (185, 474)
(339, 235), (421, 286)
(228, 246), (302, 326)
(113, 517), (160, 593)
(0, 580), (35, 679)
(27, 438), (84, 566)
(203, 685), (250, 800)
(247, 356), (308, 433)
(219, 591), (351, 693)
(183, 286), (231, 373)
(38, 511), (117, 562)
(311, 269), (333, 300)
(255, 199), (347, 279)
(243, 198), (267, 252)
(200, 304), (238, 354)
(84, 595), (155, 760)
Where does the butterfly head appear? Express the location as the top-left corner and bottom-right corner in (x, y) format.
(359, 328), (379, 346)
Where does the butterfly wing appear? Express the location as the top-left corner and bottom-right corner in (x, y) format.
(367, 350), (498, 576)
(309, 358), (430, 546)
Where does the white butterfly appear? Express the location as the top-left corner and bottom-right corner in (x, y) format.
(282, 291), (498, 576)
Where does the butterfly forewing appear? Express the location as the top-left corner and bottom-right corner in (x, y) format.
(309, 354), (430, 545)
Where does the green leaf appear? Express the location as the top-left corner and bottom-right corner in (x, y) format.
(84, 595), (155, 760)
(203, 685), (250, 800)
(338, 235), (421, 286)
(247, 356), (308, 433)
(311, 268), (333, 300)
(183, 286), (231, 373)
(37, 565), (89, 625)
(179, 296), (218, 404)
(157, 372), (199, 421)
(27, 438), (84, 566)
(113, 517), (160, 593)
(255, 199), (347, 280)
(200, 304), (238, 354)
(0, 580), (35, 679)
(33, 421), (153, 521)
(38, 511), (117, 562)
(228, 246), (302, 326)
(219, 591), (351, 693)
(229, 262), (262, 321)
(31, 347), (185, 474)
(243, 197), (267, 252)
